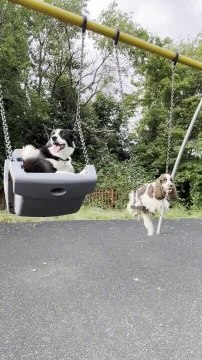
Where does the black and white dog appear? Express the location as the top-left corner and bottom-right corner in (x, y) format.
(22, 128), (75, 173)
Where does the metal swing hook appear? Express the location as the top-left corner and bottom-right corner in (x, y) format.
(113, 28), (120, 46)
(172, 52), (179, 66)
(81, 15), (87, 33)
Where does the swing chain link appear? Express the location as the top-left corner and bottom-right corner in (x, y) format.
(114, 43), (124, 101)
(166, 61), (176, 173)
(113, 30), (130, 150)
(115, 44), (129, 146)
(74, 29), (90, 165)
(0, 83), (13, 160)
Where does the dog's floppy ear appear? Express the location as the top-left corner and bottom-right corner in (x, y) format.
(43, 124), (52, 138)
(70, 129), (79, 143)
(168, 184), (178, 201)
(154, 175), (166, 200)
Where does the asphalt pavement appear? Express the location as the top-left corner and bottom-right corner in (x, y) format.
(0, 219), (201, 360)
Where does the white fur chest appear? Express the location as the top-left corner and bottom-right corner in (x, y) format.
(47, 158), (74, 172)
(140, 191), (169, 213)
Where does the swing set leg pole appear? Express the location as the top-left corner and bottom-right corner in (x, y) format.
(157, 213), (164, 235)
(157, 96), (202, 235)
(171, 97), (202, 179)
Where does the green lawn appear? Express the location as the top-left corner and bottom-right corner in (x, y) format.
(0, 205), (201, 222)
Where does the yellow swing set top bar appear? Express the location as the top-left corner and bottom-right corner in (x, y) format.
(10, 0), (202, 71)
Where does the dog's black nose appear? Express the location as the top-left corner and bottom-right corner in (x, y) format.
(52, 136), (57, 141)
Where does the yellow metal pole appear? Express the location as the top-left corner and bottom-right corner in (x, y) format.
(10, 0), (202, 71)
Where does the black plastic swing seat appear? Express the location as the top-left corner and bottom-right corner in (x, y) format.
(4, 149), (97, 217)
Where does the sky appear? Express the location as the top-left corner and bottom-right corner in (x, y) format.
(88, 0), (202, 41)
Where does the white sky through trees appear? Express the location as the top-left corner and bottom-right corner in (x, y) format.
(88, 0), (202, 41)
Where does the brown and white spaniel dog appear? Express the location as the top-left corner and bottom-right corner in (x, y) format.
(127, 174), (177, 236)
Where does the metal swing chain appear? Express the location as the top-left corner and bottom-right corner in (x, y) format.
(0, 83), (13, 159)
(113, 30), (124, 101)
(114, 45), (124, 100)
(158, 56), (178, 235)
(166, 60), (177, 173)
(74, 20), (90, 165)
(113, 29), (130, 153)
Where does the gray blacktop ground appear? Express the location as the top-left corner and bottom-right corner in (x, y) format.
(0, 219), (201, 360)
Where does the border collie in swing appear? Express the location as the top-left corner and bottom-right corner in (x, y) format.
(22, 129), (75, 173)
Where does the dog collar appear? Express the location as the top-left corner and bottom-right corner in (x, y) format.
(57, 157), (70, 162)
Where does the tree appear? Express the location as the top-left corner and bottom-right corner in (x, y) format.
(0, 0), (201, 209)
(0, 1), (31, 172)
(129, 36), (202, 207)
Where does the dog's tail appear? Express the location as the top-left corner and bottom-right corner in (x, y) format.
(127, 191), (137, 215)
(22, 145), (41, 172)
(22, 145), (40, 161)
(128, 190), (134, 204)
(22, 145), (54, 173)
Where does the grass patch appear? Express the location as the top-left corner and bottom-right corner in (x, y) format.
(0, 206), (131, 222)
(164, 205), (202, 219)
(0, 205), (202, 222)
